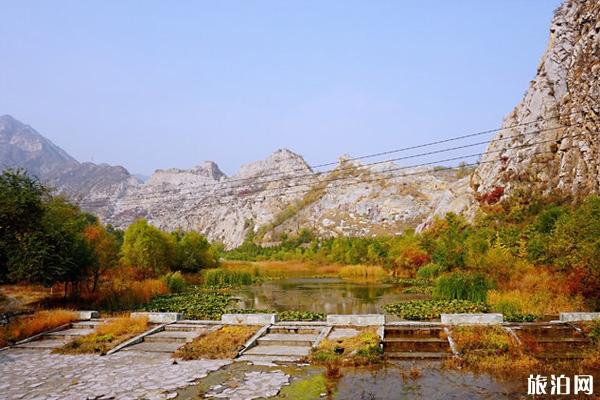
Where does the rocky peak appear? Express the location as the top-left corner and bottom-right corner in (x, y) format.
(472, 0), (600, 198)
(235, 148), (312, 179)
(0, 114), (77, 177)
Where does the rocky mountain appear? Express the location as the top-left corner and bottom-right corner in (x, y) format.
(4, 0), (596, 248)
(0, 114), (140, 210)
(472, 0), (600, 198)
(0, 115), (475, 247)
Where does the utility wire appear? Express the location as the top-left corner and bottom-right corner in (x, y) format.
(120, 111), (581, 197)
(78, 121), (577, 204)
(79, 130), (583, 208)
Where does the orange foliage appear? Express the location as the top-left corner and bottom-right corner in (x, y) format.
(0, 309), (77, 347)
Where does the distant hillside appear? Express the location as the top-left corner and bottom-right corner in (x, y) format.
(0, 115), (475, 248)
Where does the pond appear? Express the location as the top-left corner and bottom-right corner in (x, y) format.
(231, 278), (427, 314)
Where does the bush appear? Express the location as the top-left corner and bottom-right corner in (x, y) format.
(203, 268), (253, 287)
(161, 271), (187, 293)
(384, 300), (487, 320)
(416, 263), (443, 280)
(433, 272), (490, 302)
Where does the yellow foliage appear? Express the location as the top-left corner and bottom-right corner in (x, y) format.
(174, 325), (259, 360)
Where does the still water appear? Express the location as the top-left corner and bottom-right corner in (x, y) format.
(231, 278), (426, 314)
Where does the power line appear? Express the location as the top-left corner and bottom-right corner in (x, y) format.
(77, 121), (577, 205)
(79, 130), (583, 209)
(120, 111), (581, 198)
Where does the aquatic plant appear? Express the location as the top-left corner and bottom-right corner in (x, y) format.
(203, 268), (253, 287)
(143, 287), (233, 320)
(433, 272), (490, 303)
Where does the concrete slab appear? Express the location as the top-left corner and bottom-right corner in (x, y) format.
(327, 314), (385, 326)
(560, 312), (600, 322)
(130, 312), (181, 323)
(237, 355), (301, 364)
(45, 328), (95, 338)
(221, 314), (277, 325)
(144, 330), (198, 342)
(14, 339), (68, 349)
(244, 345), (310, 357)
(76, 311), (99, 320)
(441, 313), (503, 325)
(328, 328), (361, 340)
(124, 341), (183, 353)
(257, 333), (317, 346)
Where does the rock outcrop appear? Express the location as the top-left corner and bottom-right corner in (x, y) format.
(0, 115), (476, 247)
(472, 0), (600, 198)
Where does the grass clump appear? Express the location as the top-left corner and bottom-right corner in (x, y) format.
(445, 326), (540, 379)
(204, 268), (253, 287)
(55, 316), (149, 354)
(309, 329), (382, 367)
(338, 265), (386, 282)
(174, 325), (259, 359)
(161, 271), (187, 293)
(0, 309), (77, 347)
(384, 300), (487, 320)
(143, 287), (232, 320)
(433, 272), (490, 303)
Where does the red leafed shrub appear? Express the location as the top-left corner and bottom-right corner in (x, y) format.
(477, 186), (505, 205)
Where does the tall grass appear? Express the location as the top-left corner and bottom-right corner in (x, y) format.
(222, 261), (342, 279)
(174, 325), (259, 359)
(338, 265), (387, 282)
(204, 268), (253, 286)
(92, 278), (169, 311)
(433, 272), (490, 303)
(56, 315), (149, 354)
(0, 309), (77, 347)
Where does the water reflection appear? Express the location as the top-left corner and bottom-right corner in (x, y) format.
(231, 278), (427, 314)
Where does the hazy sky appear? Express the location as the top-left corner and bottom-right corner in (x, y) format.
(0, 0), (562, 176)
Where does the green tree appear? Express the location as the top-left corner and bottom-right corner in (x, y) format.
(0, 169), (47, 282)
(175, 231), (217, 272)
(121, 219), (175, 277)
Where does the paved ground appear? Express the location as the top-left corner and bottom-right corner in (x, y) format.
(0, 348), (230, 400)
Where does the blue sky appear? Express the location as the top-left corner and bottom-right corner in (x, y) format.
(0, 0), (562, 176)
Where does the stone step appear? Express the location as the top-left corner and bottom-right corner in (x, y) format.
(123, 341), (183, 353)
(268, 327), (321, 335)
(385, 351), (451, 360)
(512, 326), (579, 337)
(257, 333), (317, 347)
(14, 339), (68, 349)
(384, 337), (449, 353)
(144, 330), (198, 343)
(243, 345), (311, 357)
(45, 328), (95, 340)
(71, 321), (105, 329)
(384, 327), (444, 338)
(165, 324), (210, 332)
(536, 352), (587, 360)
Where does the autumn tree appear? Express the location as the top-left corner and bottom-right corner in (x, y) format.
(84, 223), (120, 292)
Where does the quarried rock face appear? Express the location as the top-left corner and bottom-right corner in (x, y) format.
(472, 0), (600, 199)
